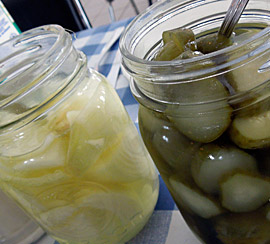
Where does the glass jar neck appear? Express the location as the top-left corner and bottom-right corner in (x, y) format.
(0, 25), (87, 132)
(120, 0), (270, 110)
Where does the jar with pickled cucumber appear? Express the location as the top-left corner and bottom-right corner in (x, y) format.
(0, 25), (159, 244)
(120, 0), (270, 243)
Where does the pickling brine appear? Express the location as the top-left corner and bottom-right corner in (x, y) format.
(0, 25), (159, 244)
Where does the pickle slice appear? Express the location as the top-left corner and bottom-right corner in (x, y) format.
(196, 33), (232, 54)
(155, 27), (195, 61)
(169, 175), (224, 218)
(152, 123), (200, 173)
(164, 56), (232, 143)
(229, 110), (270, 149)
(167, 99), (232, 143)
(162, 27), (195, 51)
(138, 106), (175, 175)
(138, 105), (170, 137)
(154, 41), (183, 61)
(191, 144), (257, 194)
(226, 31), (270, 92)
(220, 172), (270, 212)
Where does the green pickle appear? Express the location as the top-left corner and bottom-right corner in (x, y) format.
(196, 33), (233, 54)
(155, 27), (195, 61)
(139, 23), (270, 243)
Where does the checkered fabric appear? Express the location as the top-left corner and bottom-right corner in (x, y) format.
(32, 19), (200, 244)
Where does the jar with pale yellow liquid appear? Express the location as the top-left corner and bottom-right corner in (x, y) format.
(0, 25), (159, 244)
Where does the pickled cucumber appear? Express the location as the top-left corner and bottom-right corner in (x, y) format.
(145, 23), (270, 244)
(231, 87), (270, 119)
(229, 110), (270, 149)
(169, 175), (224, 218)
(155, 27), (195, 61)
(191, 144), (258, 194)
(154, 41), (182, 61)
(167, 98), (232, 143)
(142, 62), (230, 103)
(162, 27), (195, 45)
(152, 123), (200, 173)
(196, 33), (232, 54)
(138, 106), (175, 176)
(162, 50), (232, 142)
(220, 172), (270, 212)
(227, 57), (270, 93)
(226, 30), (270, 92)
(138, 105), (170, 137)
(162, 27), (195, 50)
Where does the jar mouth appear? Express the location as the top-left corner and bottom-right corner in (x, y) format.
(120, 0), (270, 108)
(121, 26), (270, 68)
(0, 25), (86, 131)
(120, 0), (270, 76)
(0, 25), (67, 79)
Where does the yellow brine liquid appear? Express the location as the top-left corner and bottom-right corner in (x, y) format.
(0, 70), (159, 244)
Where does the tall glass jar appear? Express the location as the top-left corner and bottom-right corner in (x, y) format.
(120, 0), (270, 243)
(0, 25), (159, 244)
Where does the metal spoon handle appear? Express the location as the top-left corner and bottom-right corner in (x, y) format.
(218, 0), (250, 38)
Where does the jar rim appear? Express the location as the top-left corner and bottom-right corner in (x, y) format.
(120, 0), (270, 70)
(121, 26), (270, 67)
(120, 0), (270, 109)
(0, 24), (67, 66)
(0, 25), (86, 131)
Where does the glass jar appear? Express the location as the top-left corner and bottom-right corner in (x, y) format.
(0, 189), (44, 244)
(120, 0), (270, 243)
(0, 25), (159, 244)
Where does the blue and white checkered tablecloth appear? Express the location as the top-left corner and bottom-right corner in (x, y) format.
(33, 19), (201, 244)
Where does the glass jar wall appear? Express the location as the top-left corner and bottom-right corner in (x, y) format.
(0, 25), (159, 244)
(120, 0), (270, 243)
(0, 188), (44, 244)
